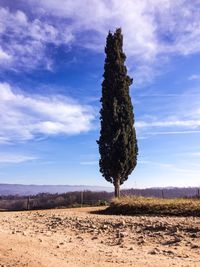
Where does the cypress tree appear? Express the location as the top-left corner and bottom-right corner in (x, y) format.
(97, 28), (138, 198)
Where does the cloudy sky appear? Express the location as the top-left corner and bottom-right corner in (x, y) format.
(0, 0), (200, 188)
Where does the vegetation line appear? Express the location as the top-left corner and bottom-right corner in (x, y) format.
(105, 196), (200, 217)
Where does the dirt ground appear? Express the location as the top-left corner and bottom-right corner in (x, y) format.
(0, 207), (200, 267)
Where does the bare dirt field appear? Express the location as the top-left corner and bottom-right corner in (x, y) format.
(0, 207), (200, 267)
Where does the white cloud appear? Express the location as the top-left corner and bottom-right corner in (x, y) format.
(0, 1), (200, 82)
(0, 7), (74, 69)
(135, 86), (200, 136)
(0, 153), (37, 163)
(0, 47), (11, 61)
(138, 160), (173, 168)
(136, 119), (200, 129)
(138, 159), (200, 175)
(28, 0), (158, 59)
(145, 130), (200, 136)
(28, 0), (200, 83)
(80, 161), (98, 165)
(188, 152), (200, 157)
(188, 74), (200, 81)
(0, 82), (95, 142)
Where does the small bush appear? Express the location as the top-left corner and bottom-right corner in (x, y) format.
(98, 199), (108, 206)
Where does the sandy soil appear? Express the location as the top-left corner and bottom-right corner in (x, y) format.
(0, 207), (200, 267)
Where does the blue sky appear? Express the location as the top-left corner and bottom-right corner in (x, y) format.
(0, 0), (200, 188)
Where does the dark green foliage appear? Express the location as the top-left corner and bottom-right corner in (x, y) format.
(98, 28), (138, 197)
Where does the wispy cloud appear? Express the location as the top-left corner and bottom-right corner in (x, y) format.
(136, 97), (200, 136)
(1, 1), (200, 84)
(138, 159), (200, 174)
(0, 153), (37, 163)
(138, 160), (173, 168)
(29, 0), (200, 55)
(80, 161), (98, 165)
(0, 7), (74, 70)
(188, 152), (200, 157)
(136, 120), (200, 129)
(0, 47), (11, 61)
(188, 74), (200, 81)
(0, 82), (95, 143)
(145, 130), (200, 136)
(30, 0), (200, 84)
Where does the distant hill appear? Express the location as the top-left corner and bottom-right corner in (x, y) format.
(0, 184), (113, 196)
(0, 184), (199, 198)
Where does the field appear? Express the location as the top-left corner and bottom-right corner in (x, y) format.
(106, 196), (200, 216)
(0, 206), (200, 267)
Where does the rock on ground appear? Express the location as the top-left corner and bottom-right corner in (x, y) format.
(0, 207), (200, 267)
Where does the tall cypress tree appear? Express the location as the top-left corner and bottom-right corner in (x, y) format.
(97, 28), (138, 198)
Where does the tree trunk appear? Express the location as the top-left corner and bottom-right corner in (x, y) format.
(27, 196), (30, 210)
(114, 179), (120, 198)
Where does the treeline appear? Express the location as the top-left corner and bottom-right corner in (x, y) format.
(122, 187), (200, 199)
(0, 191), (112, 211)
(0, 187), (200, 211)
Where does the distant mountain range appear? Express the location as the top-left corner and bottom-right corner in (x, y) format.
(0, 184), (113, 196)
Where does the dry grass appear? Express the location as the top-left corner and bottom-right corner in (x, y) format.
(106, 196), (200, 216)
